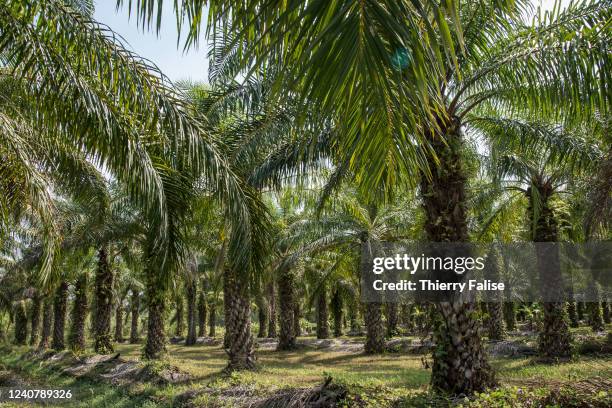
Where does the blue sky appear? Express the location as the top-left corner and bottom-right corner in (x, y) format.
(94, 0), (568, 84)
(94, 1), (209, 83)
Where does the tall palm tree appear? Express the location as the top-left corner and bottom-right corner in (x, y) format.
(477, 115), (605, 356)
(181, 74), (298, 367)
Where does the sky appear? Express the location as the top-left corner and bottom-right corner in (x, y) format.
(93, 1), (209, 83)
(94, 0), (571, 84)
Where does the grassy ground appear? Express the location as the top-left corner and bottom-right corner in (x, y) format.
(0, 330), (610, 407)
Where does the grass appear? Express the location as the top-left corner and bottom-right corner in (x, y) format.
(0, 330), (610, 407)
(0, 347), (160, 407)
(115, 338), (431, 390)
(494, 356), (612, 384)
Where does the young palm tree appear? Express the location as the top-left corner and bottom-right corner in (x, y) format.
(180, 76), (292, 367)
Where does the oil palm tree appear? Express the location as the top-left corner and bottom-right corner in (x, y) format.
(276, 187), (417, 353)
(475, 114), (605, 356)
(261, 188), (318, 351)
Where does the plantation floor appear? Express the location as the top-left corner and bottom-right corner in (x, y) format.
(115, 337), (612, 390)
(0, 333), (610, 407)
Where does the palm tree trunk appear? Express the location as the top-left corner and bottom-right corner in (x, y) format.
(385, 302), (398, 337)
(68, 274), (88, 351)
(198, 291), (206, 337)
(316, 283), (329, 339)
(528, 187), (572, 358)
(293, 300), (301, 338)
(503, 302), (516, 332)
(364, 302), (385, 353)
(223, 272), (232, 349)
(114, 302), (124, 343)
(51, 281), (68, 351)
(13, 300), (28, 345)
(421, 125), (495, 394)
(331, 289), (343, 338)
(487, 302), (505, 340)
(586, 282), (604, 332)
(257, 301), (268, 338)
(539, 302), (572, 357)
(175, 297), (184, 338)
(130, 289), (140, 343)
(277, 267), (296, 350)
(567, 302), (579, 328)
(144, 270), (167, 359)
(124, 304), (131, 328)
(485, 249), (505, 340)
(400, 303), (411, 334)
(185, 280), (197, 345)
(89, 295), (97, 339)
(224, 267), (255, 370)
(577, 301), (585, 321)
(38, 298), (53, 349)
(431, 302), (494, 393)
(29, 295), (41, 346)
(267, 280), (277, 338)
(349, 303), (360, 335)
(566, 283), (579, 328)
(208, 304), (216, 337)
(94, 247), (114, 354)
(603, 301), (611, 324)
